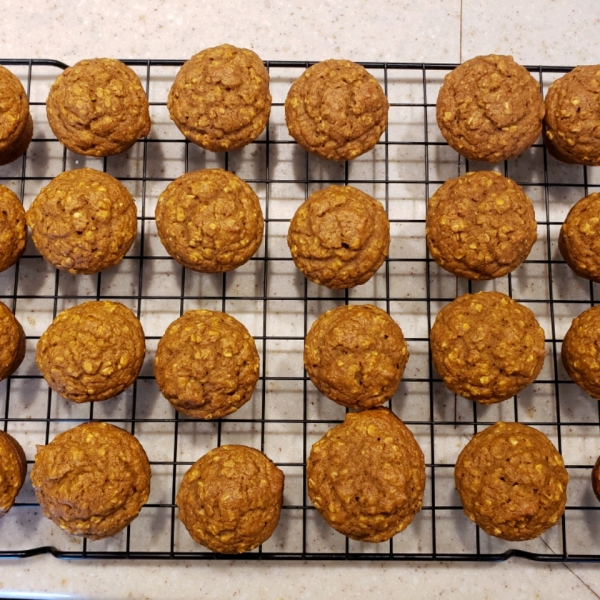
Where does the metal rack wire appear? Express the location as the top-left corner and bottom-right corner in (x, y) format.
(0, 58), (598, 562)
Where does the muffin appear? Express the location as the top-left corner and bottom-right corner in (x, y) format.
(0, 430), (26, 518)
(559, 192), (600, 282)
(544, 66), (600, 165)
(0, 65), (33, 166)
(287, 185), (389, 289)
(36, 301), (145, 403)
(592, 456), (600, 502)
(562, 305), (600, 399)
(31, 422), (150, 540)
(155, 309), (259, 419)
(46, 58), (151, 156)
(168, 44), (271, 152)
(285, 59), (389, 161)
(155, 168), (263, 273)
(430, 291), (546, 404)
(455, 421), (568, 541)
(0, 185), (27, 273)
(0, 301), (25, 382)
(437, 55), (544, 162)
(304, 304), (409, 409)
(26, 168), (137, 274)
(426, 171), (537, 280)
(307, 408), (425, 542)
(176, 445), (284, 553)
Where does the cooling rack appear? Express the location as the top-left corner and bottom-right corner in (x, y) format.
(0, 58), (598, 562)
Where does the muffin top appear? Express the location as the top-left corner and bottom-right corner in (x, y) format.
(0, 301), (25, 382)
(0, 431), (26, 518)
(285, 59), (389, 161)
(426, 171), (537, 280)
(0, 66), (31, 156)
(437, 55), (544, 162)
(0, 185), (27, 273)
(287, 185), (390, 289)
(168, 44), (271, 152)
(46, 58), (151, 156)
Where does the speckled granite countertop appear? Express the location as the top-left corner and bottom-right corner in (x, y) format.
(3, 0), (600, 598)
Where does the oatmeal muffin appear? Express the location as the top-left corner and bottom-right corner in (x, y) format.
(155, 309), (259, 419)
(0, 185), (27, 273)
(304, 304), (409, 409)
(544, 66), (600, 165)
(427, 171), (537, 280)
(592, 456), (600, 502)
(455, 421), (568, 541)
(0, 65), (33, 166)
(177, 445), (284, 553)
(285, 59), (389, 161)
(307, 408), (425, 542)
(168, 45), (271, 152)
(155, 169), (263, 273)
(561, 305), (600, 399)
(287, 185), (389, 289)
(46, 58), (151, 157)
(0, 302), (25, 382)
(430, 291), (546, 404)
(36, 301), (145, 403)
(31, 422), (150, 540)
(26, 168), (137, 274)
(437, 55), (544, 162)
(559, 192), (600, 282)
(0, 430), (26, 518)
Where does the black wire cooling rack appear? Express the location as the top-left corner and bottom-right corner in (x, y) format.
(0, 58), (599, 562)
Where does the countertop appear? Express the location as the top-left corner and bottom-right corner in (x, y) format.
(3, 0), (600, 598)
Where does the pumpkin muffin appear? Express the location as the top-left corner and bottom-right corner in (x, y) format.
(287, 185), (390, 289)
(0, 301), (25, 382)
(426, 171), (537, 280)
(0, 185), (27, 272)
(177, 445), (284, 553)
(430, 291), (546, 404)
(154, 309), (259, 419)
(304, 304), (409, 409)
(592, 456), (600, 502)
(285, 59), (389, 161)
(36, 301), (145, 403)
(437, 55), (544, 162)
(0, 430), (26, 518)
(307, 408), (425, 543)
(46, 58), (151, 156)
(168, 44), (271, 152)
(26, 168), (137, 274)
(559, 192), (600, 282)
(0, 65), (33, 166)
(31, 422), (151, 540)
(155, 168), (263, 273)
(455, 421), (568, 541)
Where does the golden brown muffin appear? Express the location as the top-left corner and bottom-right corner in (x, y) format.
(26, 168), (137, 275)
(430, 292), (546, 404)
(176, 445), (284, 553)
(455, 421), (568, 541)
(426, 171), (537, 280)
(0, 185), (27, 273)
(543, 66), (600, 165)
(0, 65), (33, 166)
(168, 45), (271, 152)
(0, 301), (25, 382)
(592, 456), (600, 502)
(36, 301), (145, 403)
(285, 59), (389, 161)
(559, 192), (600, 282)
(437, 55), (544, 162)
(561, 305), (600, 400)
(46, 58), (151, 157)
(304, 304), (409, 409)
(155, 169), (263, 273)
(155, 309), (259, 419)
(307, 408), (425, 543)
(31, 422), (150, 540)
(0, 430), (26, 518)
(287, 185), (389, 289)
